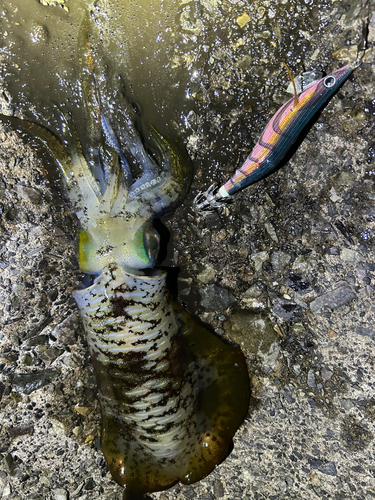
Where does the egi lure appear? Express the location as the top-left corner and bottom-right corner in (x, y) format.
(194, 60), (362, 212)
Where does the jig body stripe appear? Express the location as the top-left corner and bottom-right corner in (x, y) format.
(214, 63), (357, 200)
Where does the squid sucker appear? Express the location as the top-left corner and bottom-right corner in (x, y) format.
(0, 14), (250, 497)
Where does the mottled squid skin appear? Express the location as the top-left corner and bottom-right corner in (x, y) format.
(0, 14), (250, 496)
(73, 264), (249, 492)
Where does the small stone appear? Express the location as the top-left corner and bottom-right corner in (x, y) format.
(53, 489), (68, 500)
(237, 12), (250, 28)
(310, 282), (356, 314)
(182, 486), (195, 499)
(327, 327), (338, 339)
(3, 454), (17, 475)
(84, 477), (96, 490)
(39, 475), (50, 486)
(340, 248), (362, 264)
(24, 334), (49, 347)
(265, 222), (279, 243)
(75, 406), (94, 417)
(197, 266), (216, 284)
(356, 325), (374, 339)
(242, 284), (263, 299)
(272, 298), (302, 320)
(251, 251), (269, 272)
(10, 369), (58, 394)
(51, 314), (79, 346)
(329, 187), (342, 202)
(271, 251), (291, 272)
(213, 479), (224, 497)
(319, 462), (337, 476)
(321, 367), (333, 383)
(307, 369), (316, 388)
(14, 184), (42, 204)
(21, 353), (33, 366)
(199, 284), (236, 310)
(2, 482), (11, 496)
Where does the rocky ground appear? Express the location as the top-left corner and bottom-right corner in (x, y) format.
(0, 0), (375, 499)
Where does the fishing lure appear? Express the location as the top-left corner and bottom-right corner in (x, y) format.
(0, 14), (250, 498)
(194, 59), (362, 212)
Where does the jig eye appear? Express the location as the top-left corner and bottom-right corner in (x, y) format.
(323, 75), (336, 88)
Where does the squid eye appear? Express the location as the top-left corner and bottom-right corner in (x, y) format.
(143, 226), (160, 263)
(323, 75), (336, 88)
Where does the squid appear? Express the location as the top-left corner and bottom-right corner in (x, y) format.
(194, 60), (362, 212)
(0, 15), (250, 498)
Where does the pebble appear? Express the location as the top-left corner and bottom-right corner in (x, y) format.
(9, 369), (58, 394)
(340, 248), (362, 264)
(14, 184), (42, 204)
(271, 251), (291, 272)
(321, 367), (333, 383)
(310, 283), (356, 314)
(272, 298), (302, 320)
(199, 284), (236, 310)
(307, 369), (316, 388)
(237, 12), (250, 28)
(319, 462), (337, 476)
(52, 489), (68, 500)
(251, 251), (269, 272)
(356, 325), (374, 339)
(3, 454), (17, 476)
(213, 479), (224, 497)
(197, 265), (216, 284)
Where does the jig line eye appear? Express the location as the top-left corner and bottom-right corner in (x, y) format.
(323, 75), (336, 88)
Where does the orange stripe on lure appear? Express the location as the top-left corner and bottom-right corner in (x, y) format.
(195, 60), (361, 212)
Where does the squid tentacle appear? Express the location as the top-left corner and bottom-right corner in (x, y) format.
(128, 125), (192, 218)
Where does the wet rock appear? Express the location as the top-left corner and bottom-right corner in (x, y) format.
(310, 282), (356, 314)
(223, 310), (279, 356)
(51, 314), (80, 346)
(197, 265), (216, 284)
(14, 184), (42, 205)
(9, 369), (58, 394)
(199, 284), (236, 310)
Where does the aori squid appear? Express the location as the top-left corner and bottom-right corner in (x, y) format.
(0, 15), (250, 498)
